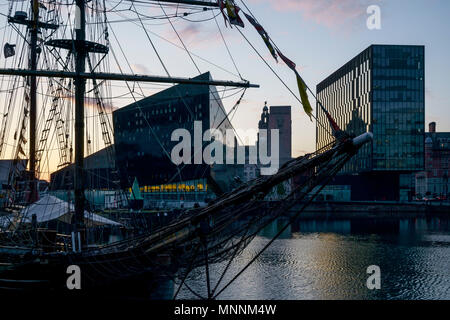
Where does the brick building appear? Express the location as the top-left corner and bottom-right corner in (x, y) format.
(415, 122), (450, 198)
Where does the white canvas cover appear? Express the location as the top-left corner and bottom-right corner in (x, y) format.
(16, 194), (121, 226)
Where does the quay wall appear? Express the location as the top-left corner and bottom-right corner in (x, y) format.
(287, 201), (450, 220)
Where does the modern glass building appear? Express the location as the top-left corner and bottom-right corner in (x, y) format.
(113, 72), (241, 195)
(316, 45), (425, 200)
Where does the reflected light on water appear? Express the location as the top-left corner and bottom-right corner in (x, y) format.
(176, 217), (450, 300)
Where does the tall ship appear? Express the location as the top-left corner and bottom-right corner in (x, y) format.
(0, 0), (371, 299)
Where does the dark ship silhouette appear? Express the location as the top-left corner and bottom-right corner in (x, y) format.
(0, 0), (372, 299)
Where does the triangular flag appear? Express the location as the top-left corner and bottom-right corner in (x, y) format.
(318, 102), (344, 139)
(243, 12), (267, 37)
(262, 34), (277, 62)
(3, 43), (16, 58)
(243, 11), (277, 61)
(295, 72), (313, 120)
(225, 0), (244, 28)
(131, 177), (143, 200)
(217, 0), (229, 28)
(277, 49), (296, 71)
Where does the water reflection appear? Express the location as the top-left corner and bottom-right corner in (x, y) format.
(293, 219), (351, 234)
(176, 216), (450, 300)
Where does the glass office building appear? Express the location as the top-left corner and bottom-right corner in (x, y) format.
(113, 72), (241, 194)
(316, 45), (425, 200)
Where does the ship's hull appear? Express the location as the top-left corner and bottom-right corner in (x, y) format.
(0, 137), (366, 297)
(0, 248), (177, 296)
(0, 209), (259, 295)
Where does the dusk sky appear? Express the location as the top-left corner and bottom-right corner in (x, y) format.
(107, 0), (450, 156)
(0, 0), (449, 177)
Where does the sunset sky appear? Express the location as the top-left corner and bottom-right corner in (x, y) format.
(0, 0), (450, 178)
(108, 0), (450, 156)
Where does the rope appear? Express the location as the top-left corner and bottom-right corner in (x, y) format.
(213, 150), (353, 298)
(235, 27), (334, 138)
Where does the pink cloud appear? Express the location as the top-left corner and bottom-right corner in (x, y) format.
(176, 24), (203, 43)
(249, 0), (370, 29)
(131, 63), (151, 75)
(64, 96), (117, 113)
(162, 23), (214, 48)
(162, 21), (241, 49)
(168, 23), (223, 44)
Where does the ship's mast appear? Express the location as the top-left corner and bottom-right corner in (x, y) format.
(8, 1), (58, 203)
(29, 0), (38, 203)
(1, 0), (258, 252)
(74, 0), (87, 244)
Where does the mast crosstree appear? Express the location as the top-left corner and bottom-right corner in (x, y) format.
(8, 1), (58, 203)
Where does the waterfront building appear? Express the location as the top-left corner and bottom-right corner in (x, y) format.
(113, 72), (240, 198)
(50, 146), (116, 191)
(268, 105), (292, 166)
(243, 145), (258, 182)
(257, 103), (292, 168)
(0, 159), (27, 188)
(49, 146), (121, 210)
(256, 103), (293, 197)
(415, 122), (450, 198)
(231, 103), (293, 184)
(0, 159), (32, 206)
(50, 85), (295, 206)
(51, 72), (242, 208)
(316, 45), (425, 201)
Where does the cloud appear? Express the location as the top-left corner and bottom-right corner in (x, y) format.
(249, 0), (371, 29)
(64, 96), (117, 113)
(178, 24), (203, 43)
(131, 64), (151, 75)
(162, 23), (204, 46)
(161, 20), (240, 49)
(84, 97), (117, 113)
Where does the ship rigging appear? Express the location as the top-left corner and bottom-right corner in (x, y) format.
(0, 0), (372, 299)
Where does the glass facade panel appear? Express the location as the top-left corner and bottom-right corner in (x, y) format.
(372, 45), (425, 171)
(316, 45), (425, 174)
(113, 72), (235, 189)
